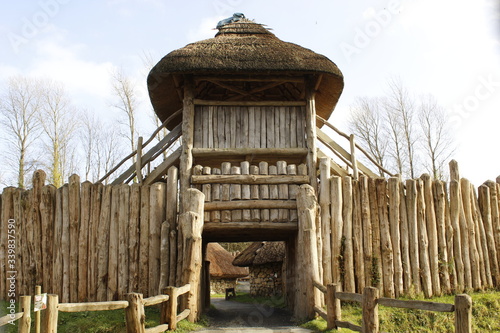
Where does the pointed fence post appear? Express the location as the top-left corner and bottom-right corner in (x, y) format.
(362, 287), (379, 333)
(43, 294), (58, 333)
(455, 294), (472, 333)
(125, 293), (146, 333)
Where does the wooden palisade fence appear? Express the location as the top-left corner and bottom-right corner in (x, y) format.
(316, 157), (500, 297)
(312, 281), (472, 333)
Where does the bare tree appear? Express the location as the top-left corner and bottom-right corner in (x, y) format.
(0, 76), (43, 188)
(111, 68), (138, 162)
(418, 94), (455, 180)
(39, 80), (79, 187)
(80, 110), (102, 181)
(347, 97), (389, 176)
(385, 77), (419, 178)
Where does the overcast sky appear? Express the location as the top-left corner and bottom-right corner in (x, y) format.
(0, 0), (499, 186)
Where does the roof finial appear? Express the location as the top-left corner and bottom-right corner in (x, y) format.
(216, 13), (245, 29)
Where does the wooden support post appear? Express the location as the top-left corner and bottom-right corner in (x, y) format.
(406, 179), (421, 293)
(320, 158), (332, 286)
(349, 134), (358, 180)
(326, 283), (340, 330)
(125, 293), (146, 333)
(19, 295), (31, 333)
(450, 181), (465, 291)
(330, 177), (343, 288)
(455, 294), (472, 333)
(417, 179), (432, 298)
(295, 184), (320, 320)
(162, 286), (178, 330)
(180, 188), (205, 322)
(136, 136), (143, 184)
(43, 294), (58, 333)
(362, 287), (379, 333)
(376, 178), (394, 298)
(388, 178), (402, 297)
(342, 177), (355, 293)
(180, 75), (195, 214)
(305, 77), (318, 192)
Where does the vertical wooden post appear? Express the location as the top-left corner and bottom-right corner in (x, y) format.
(342, 177), (355, 293)
(68, 174), (80, 303)
(450, 181), (465, 291)
(136, 136), (143, 184)
(162, 286), (178, 330)
(305, 76), (318, 192)
(377, 179), (395, 298)
(349, 134), (359, 180)
(417, 179), (432, 298)
(35, 285), (41, 333)
(180, 188), (205, 322)
(455, 294), (472, 333)
(388, 178), (402, 297)
(326, 283), (340, 330)
(43, 294), (58, 333)
(167, 167), (179, 287)
(330, 177), (343, 288)
(125, 293), (146, 333)
(295, 184), (320, 320)
(19, 295), (31, 333)
(360, 176), (373, 289)
(362, 287), (379, 333)
(180, 75), (195, 214)
(405, 179), (421, 293)
(320, 158), (332, 286)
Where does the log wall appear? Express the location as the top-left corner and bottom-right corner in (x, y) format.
(319, 167), (500, 297)
(0, 168), (180, 303)
(193, 106), (306, 149)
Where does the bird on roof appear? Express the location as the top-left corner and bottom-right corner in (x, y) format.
(216, 13), (245, 29)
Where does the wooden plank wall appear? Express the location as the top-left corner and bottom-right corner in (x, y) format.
(193, 106), (306, 149)
(319, 161), (500, 297)
(0, 168), (179, 303)
(194, 161), (307, 223)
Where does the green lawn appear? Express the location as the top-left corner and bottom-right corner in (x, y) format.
(301, 290), (500, 333)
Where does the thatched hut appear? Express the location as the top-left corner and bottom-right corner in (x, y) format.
(233, 241), (286, 297)
(206, 243), (248, 294)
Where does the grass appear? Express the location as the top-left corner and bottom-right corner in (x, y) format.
(301, 290), (500, 333)
(0, 301), (207, 333)
(221, 292), (286, 309)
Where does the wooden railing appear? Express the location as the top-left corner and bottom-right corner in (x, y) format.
(42, 284), (191, 332)
(98, 108), (182, 185)
(0, 296), (31, 332)
(313, 281), (472, 333)
(316, 114), (394, 179)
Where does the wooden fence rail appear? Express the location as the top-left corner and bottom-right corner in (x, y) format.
(0, 295), (31, 332)
(313, 282), (472, 333)
(42, 284), (191, 332)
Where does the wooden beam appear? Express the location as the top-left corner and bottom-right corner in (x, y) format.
(193, 99), (306, 106)
(305, 77), (318, 192)
(204, 200), (296, 211)
(193, 147), (308, 158)
(191, 174), (309, 185)
(378, 298), (454, 312)
(204, 221), (297, 231)
(195, 75), (304, 83)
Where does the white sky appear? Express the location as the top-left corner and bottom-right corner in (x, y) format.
(0, 0), (498, 186)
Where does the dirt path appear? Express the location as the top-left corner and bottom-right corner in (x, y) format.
(196, 298), (313, 333)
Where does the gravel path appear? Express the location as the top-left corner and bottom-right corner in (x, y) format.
(196, 298), (313, 333)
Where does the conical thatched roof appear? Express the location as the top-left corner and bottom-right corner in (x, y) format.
(232, 241), (285, 267)
(207, 243), (249, 278)
(148, 18), (344, 130)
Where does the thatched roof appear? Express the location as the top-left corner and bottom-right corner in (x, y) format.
(207, 243), (249, 278)
(148, 18), (344, 130)
(232, 241), (285, 267)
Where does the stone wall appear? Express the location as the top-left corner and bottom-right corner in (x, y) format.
(210, 277), (237, 294)
(249, 262), (283, 297)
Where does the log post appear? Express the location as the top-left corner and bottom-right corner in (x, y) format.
(352, 180), (365, 291)
(416, 179), (432, 298)
(295, 184), (320, 320)
(330, 177), (343, 288)
(35, 285), (41, 333)
(342, 177), (355, 293)
(180, 188), (205, 322)
(125, 293), (146, 333)
(388, 177), (402, 296)
(434, 180), (451, 294)
(43, 294), (58, 333)
(369, 178), (383, 292)
(461, 179), (481, 290)
(326, 283), (340, 330)
(449, 160), (460, 182)
(455, 294), (472, 333)
(19, 295), (31, 333)
(362, 287), (379, 333)
(405, 180), (420, 293)
(360, 176), (373, 289)
(478, 185), (499, 284)
(450, 181), (465, 291)
(305, 77), (318, 192)
(162, 286), (178, 330)
(68, 174), (81, 303)
(320, 157), (332, 286)
(376, 178), (394, 298)
(179, 75), (195, 214)
(136, 136), (143, 184)
(349, 134), (359, 180)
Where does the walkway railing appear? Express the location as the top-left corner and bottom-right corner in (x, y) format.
(0, 296), (31, 332)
